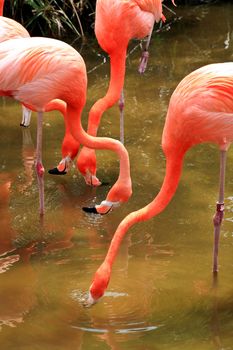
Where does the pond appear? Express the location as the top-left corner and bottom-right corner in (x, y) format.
(0, 2), (233, 349)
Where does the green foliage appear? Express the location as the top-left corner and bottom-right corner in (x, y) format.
(6, 0), (96, 39)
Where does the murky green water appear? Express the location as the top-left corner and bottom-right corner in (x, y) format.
(1, 3), (233, 349)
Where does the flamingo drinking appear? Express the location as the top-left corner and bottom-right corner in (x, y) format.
(52, 0), (175, 189)
(85, 62), (233, 305)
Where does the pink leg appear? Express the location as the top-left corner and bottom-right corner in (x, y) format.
(35, 111), (45, 216)
(118, 89), (124, 144)
(212, 150), (226, 273)
(138, 25), (154, 74)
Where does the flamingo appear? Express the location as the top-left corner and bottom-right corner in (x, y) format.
(77, 0), (165, 186)
(0, 36), (132, 215)
(85, 62), (233, 305)
(0, 0), (84, 175)
(0, 0), (32, 127)
(51, 0), (175, 188)
(0, 0), (89, 173)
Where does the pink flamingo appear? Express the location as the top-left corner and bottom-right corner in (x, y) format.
(0, 37), (132, 215)
(0, 0), (83, 175)
(85, 62), (233, 305)
(0, 1), (91, 174)
(0, 0), (32, 127)
(0, 3), (79, 171)
(51, 0), (174, 188)
(77, 0), (165, 186)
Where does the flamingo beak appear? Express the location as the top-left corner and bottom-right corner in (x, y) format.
(48, 167), (67, 175)
(82, 204), (113, 215)
(82, 206), (99, 214)
(83, 200), (120, 215)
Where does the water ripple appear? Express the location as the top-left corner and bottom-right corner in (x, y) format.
(71, 324), (160, 334)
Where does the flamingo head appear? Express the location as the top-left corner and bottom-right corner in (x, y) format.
(83, 172), (102, 187)
(84, 262), (111, 307)
(83, 177), (132, 215)
(77, 147), (101, 186)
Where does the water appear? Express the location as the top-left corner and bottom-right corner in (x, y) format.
(0, 2), (233, 349)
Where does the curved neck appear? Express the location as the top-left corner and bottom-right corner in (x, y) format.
(22, 99), (66, 116)
(105, 152), (185, 266)
(87, 48), (127, 136)
(67, 104), (130, 181)
(44, 99), (66, 115)
(0, 0), (4, 16)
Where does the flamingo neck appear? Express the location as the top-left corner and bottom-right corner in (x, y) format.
(67, 104), (131, 182)
(22, 99), (67, 116)
(105, 152), (185, 267)
(87, 48), (127, 136)
(0, 0), (4, 16)
(44, 99), (66, 115)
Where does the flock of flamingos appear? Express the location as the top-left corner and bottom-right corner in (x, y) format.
(0, 0), (233, 307)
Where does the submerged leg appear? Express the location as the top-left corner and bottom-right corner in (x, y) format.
(118, 89), (124, 144)
(212, 150), (227, 273)
(138, 24), (154, 74)
(35, 111), (45, 216)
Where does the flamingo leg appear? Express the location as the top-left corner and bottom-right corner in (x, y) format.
(118, 89), (124, 144)
(138, 24), (154, 74)
(20, 105), (32, 127)
(212, 149), (226, 273)
(35, 111), (45, 216)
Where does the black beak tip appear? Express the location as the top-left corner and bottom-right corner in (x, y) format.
(82, 206), (99, 214)
(48, 167), (67, 175)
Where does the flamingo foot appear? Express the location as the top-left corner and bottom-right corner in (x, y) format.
(83, 200), (120, 215)
(83, 171), (102, 187)
(48, 156), (72, 175)
(138, 50), (149, 74)
(36, 163), (44, 177)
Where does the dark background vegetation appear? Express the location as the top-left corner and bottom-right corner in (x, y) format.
(3, 0), (230, 40)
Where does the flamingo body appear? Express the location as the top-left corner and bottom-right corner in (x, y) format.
(163, 63), (233, 153)
(0, 0), (31, 127)
(95, 0), (158, 53)
(86, 62), (233, 305)
(0, 37), (87, 108)
(0, 16), (30, 42)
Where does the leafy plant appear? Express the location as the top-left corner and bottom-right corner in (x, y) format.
(7, 0), (96, 39)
